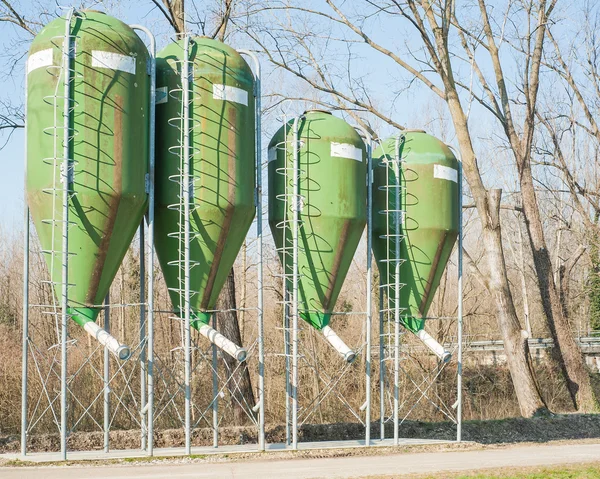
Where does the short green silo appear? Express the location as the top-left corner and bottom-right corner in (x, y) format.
(372, 131), (459, 360)
(26, 11), (150, 359)
(268, 110), (366, 360)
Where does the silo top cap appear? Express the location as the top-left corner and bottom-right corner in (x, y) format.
(303, 109), (332, 115)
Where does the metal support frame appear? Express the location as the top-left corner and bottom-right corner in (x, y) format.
(18, 19), (463, 452)
(456, 156), (464, 442)
(237, 50), (265, 452)
(150, 38), (265, 455)
(20, 61), (30, 459)
(128, 23), (156, 457)
(103, 294), (110, 453)
(376, 134), (464, 444)
(275, 108), (373, 450)
(59, 9), (75, 460)
(21, 17), (157, 460)
(181, 33), (193, 456)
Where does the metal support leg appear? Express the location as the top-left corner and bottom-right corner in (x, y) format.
(393, 304), (399, 446)
(291, 117), (301, 451)
(182, 34), (192, 456)
(457, 159), (463, 442)
(284, 293), (290, 446)
(60, 9), (75, 461)
(128, 24), (156, 458)
(21, 208), (30, 456)
(103, 294), (110, 453)
(239, 49), (265, 452)
(212, 315), (219, 448)
(139, 223), (147, 450)
(354, 127), (373, 446)
(379, 294), (385, 440)
(393, 138), (401, 447)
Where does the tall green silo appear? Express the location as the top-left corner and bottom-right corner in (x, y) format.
(154, 37), (255, 361)
(372, 131), (459, 361)
(268, 110), (367, 362)
(26, 11), (150, 360)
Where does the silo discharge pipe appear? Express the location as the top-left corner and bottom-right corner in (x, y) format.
(322, 325), (356, 363)
(193, 322), (247, 362)
(84, 322), (131, 360)
(69, 308), (131, 360)
(414, 329), (451, 363)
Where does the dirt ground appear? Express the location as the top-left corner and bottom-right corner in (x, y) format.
(2, 413), (600, 454)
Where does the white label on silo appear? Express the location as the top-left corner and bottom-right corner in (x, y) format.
(268, 147), (277, 163)
(213, 84), (248, 106)
(155, 86), (168, 104)
(433, 164), (458, 183)
(27, 49), (53, 74)
(331, 142), (362, 162)
(91, 51), (136, 75)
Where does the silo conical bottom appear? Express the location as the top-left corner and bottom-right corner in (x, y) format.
(400, 316), (425, 334)
(190, 311), (212, 328)
(300, 311), (331, 330)
(68, 307), (101, 328)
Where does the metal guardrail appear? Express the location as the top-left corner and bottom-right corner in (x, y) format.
(398, 337), (600, 355)
(455, 337), (600, 354)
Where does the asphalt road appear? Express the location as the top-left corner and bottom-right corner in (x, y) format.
(1, 442), (599, 478)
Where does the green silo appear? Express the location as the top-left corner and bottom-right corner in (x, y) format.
(26, 11), (150, 359)
(154, 38), (255, 360)
(268, 110), (366, 361)
(372, 131), (459, 361)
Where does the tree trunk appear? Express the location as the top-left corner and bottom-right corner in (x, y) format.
(444, 86), (548, 417)
(519, 168), (597, 411)
(484, 189), (549, 417)
(215, 268), (256, 424)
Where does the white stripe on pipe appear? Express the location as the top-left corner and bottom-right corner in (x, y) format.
(83, 321), (131, 360)
(196, 323), (247, 361)
(416, 329), (452, 362)
(322, 325), (356, 362)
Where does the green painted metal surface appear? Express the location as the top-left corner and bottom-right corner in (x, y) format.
(268, 111), (366, 330)
(154, 37), (256, 327)
(372, 131), (459, 333)
(26, 11), (150, 326)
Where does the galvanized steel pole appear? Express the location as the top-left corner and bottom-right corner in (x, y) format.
(130, 24), (156, 456)
(21, 207), (29, 457)
(182, 34), (192, 456)
(103, 294), (110, 453)
(139, 223), (146, 450)
(212, 315), (219, 448)
(379, 294), (385, 440)
(291, 116), (301, 450)
(238, 50), (265, 451)
(355, 126), (373, 446)
(457, 158), (463, 442)
(393, 135), (401, 446)
(21, 68), (30, 457)
(60, 8), (75, 460)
